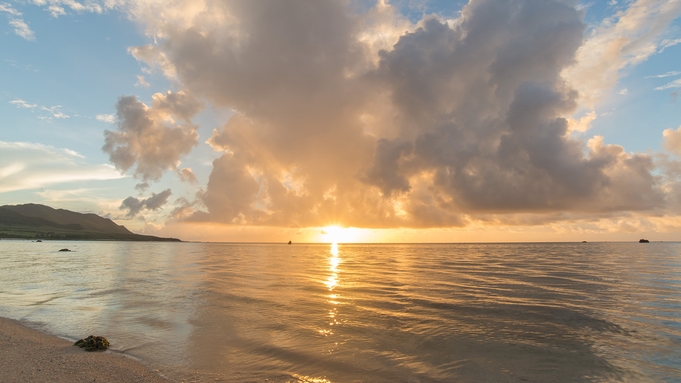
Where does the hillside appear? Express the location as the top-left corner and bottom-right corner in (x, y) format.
(0, 204), (180, 241)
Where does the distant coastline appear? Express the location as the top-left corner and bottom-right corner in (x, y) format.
(0, 203), (181, 242)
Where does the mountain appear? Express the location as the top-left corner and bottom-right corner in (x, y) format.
(0, 204), (180, 241)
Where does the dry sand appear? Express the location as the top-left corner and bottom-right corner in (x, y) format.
(0, 317), (170, 383)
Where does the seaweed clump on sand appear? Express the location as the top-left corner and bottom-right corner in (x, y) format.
(74, 335), (110, 351)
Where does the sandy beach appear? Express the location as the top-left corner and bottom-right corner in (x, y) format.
(0, 317), (169, 383)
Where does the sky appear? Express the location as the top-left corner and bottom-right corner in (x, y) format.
(1, 0), (681, 243)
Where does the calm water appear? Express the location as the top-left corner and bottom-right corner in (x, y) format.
(1, 241), (680, 382)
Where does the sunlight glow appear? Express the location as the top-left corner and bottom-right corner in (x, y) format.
(321, 225), (362, 243)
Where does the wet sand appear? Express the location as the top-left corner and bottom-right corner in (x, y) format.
(0, 317), (169, 383)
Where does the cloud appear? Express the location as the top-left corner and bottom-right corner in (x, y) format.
(36, 188), (99, 201)
(178, 167), (197, 183)
(31, 0), (104, 15)
(40, 105), (69, 119)
(0, 141), (124, 193)
(566, 111), (597, 134)
(135, 75), (150, 87)
(562, 0), (681, 107)
(167, 196), (203, 220)
(10, 99), (37, 108)
(96, 114), (115, 123)
(655, 78), (681, 90)
(659, 37), (681, 53)
(0, 3), (34, 41)
(120, 189), (172, 217)
(8, 18), (35, 41)
(47, 5), (66, 17)
(618, 88), (628, 95)
(663, 126), (681, 156)
(10, 98), (70, 120)
(0, 3), (21, 16)
(645, 71), (681, 78)
(102, 91), (203, 182)
(111, 0), (676, 229)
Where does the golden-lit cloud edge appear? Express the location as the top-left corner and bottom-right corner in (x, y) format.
(16, 0), (681, 241)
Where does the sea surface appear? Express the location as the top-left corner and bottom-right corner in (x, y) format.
(0, 241), (680, 382)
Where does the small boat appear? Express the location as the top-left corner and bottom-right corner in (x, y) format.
(639, 239), (649, 243)
(287, 240), (292, 245)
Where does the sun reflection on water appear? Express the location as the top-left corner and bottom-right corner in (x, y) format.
(322, 243), (342, 338)
(325, 243), (341, 291)
(290, 373), (333, 383)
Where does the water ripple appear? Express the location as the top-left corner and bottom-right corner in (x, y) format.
(1, 241), (680, 382)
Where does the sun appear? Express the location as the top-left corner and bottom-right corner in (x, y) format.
(320, 225), (362, 243)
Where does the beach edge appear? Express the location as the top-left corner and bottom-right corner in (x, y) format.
(0, 316), (171, 382)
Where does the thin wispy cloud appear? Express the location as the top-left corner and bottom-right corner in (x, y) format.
(8, 18), (35, 41)
(0, 141), (123, 193)
(0, 2), (21, 16)
(10, 98), (69, 120)
(646, 71), (681, 78)
(47, 5), (66, 18)
(659, 38), (681, 53)
(96, 114), (115, 123)
(1, 3), (35, 41)
(10, 99), (37, 108)
(31, 0), (105, 16)
(135, 75), (150, 87)
(563, 0), (681, 107)
(36, 188), (100, 201)
(40, 105), (69, 119)
(655, 78), (681, 90)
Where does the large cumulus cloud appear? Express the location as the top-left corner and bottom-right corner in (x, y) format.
(103, 91), (202, 182)
(113, 0), (677, 228)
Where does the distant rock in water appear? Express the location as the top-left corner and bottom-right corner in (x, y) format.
(288, 240), (292, 245)
(581, 241), (587, 243)
(639, 239), (650, 243)
(74, 335), (110, 351)
(58, 248), (71, 252)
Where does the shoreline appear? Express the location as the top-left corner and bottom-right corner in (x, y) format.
(0, 317), (170, 383)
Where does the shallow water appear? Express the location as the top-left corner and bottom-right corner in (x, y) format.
(0, 241), (680, 382)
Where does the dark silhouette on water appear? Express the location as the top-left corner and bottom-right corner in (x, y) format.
(288, 240), (292, 245)
(639, 239), (650, 243)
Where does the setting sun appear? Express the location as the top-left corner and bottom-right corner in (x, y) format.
(320, 226), (364, 243)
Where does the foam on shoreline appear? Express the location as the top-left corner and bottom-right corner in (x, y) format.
(0, 317), (170, 383)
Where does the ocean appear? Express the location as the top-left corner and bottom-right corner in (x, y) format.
(0, 241), (680, 382)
